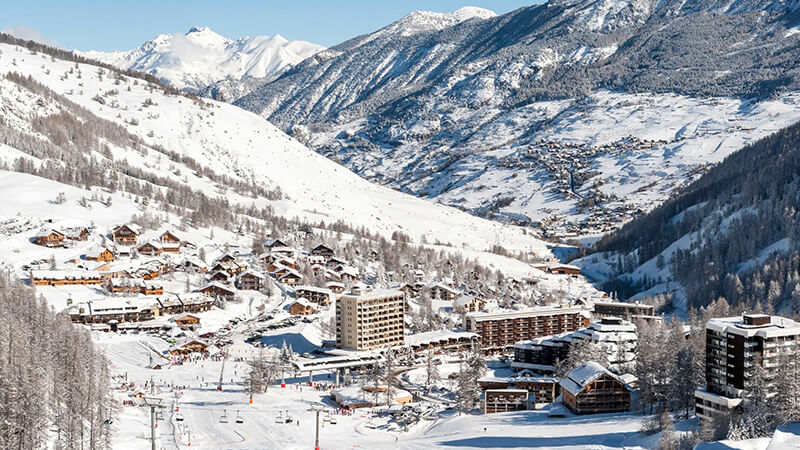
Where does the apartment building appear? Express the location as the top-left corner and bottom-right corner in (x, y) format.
(464, 305), (590, 352)
(694, 314), (800, 421)
(513, 317), (638, 374)
(591, 300), (655, 321)
(336, 287), (405, 351)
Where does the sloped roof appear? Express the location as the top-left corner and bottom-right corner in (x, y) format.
(560, 361), (631, 396)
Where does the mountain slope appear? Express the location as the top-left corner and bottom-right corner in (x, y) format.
(234, 1), (800, 236)
(575, 121), (800, 313)
(80, 26), (323, 95)
(0, 37), (549, 256)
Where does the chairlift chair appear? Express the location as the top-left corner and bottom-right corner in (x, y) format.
(274, 411), (284, 423)
(235, 410), (244, 424)
(175, 413), (184, 422)
(219, 409), (229, 424)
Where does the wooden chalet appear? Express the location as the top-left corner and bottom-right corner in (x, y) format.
(325, 256), (347, 269)
(86, 248), (115, 262)
(137, 241), (163, 256)
(111, 224), (141, 246)
(237, 269), (266, 290)
(198, 282), (235, 301)
(483, 389), (530, 414)
(209, 270), (231, 283)
(454, 295), (485, 313)
(309, 244), (335, 258)
(210, 257), (246, 276)
(278, 270), (303, 286)
(400, 282), (423, 298)
(160, 230), (182, 244)
(479, 373), (560, 405)
(425, 281), (458, 301)
(336, 265), (359, 283)
(177, 257), (207, 273)
(288, 299), (317, 315)
(295, 285), (333, 306)
(34, 229), (65, 247)
(172, 314), (200, 330)
(546, 264), (581, 276)
(169, 339), (207, 355)
(263, 238), (288, 250)
(560, 362), (632, 414)
(326, 281), (345, 294)
(64, 227), (90, 241)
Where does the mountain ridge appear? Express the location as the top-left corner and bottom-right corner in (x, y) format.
(79, 26), (324, 94)
(231, 1), (800, 237)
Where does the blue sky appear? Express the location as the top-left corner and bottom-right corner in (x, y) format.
(1, 1), (538, 51)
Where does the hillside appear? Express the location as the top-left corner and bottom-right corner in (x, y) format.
(0, 36), (551, 258)
(575, 121), (800, 313)
(233, 1), (800, 237)
(80, 26), (323, 95)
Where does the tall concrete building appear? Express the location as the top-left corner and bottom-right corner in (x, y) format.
(336, 287), (405, 351)
(694, 313), (800, 421)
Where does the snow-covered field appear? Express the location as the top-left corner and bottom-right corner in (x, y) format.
(100, 330), (660, 450)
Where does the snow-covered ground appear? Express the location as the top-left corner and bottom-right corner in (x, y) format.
(0, 41), (550, 256)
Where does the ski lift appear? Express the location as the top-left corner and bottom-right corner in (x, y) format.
(329, 415), (337, 425)
(219, 409), (229, 424)
(274, 411), (284, 424)
(285, 415), (294, 424)
(156, 411), (165, 421)
(176, 413), (184, 422)
(235, 410), (243, 424)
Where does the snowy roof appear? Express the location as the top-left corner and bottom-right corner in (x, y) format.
(35, 228), (64, 237)
(279, 269), (303, 280)
(547, 263), (580, 271)
(238, 268), (266, 280)
(310, 243), (334, 252)
(263, 238), (287, 247)
(467, 304), (588, 321)
(31, 269), (101, 279)
(295, 285), (332, 294)
(342, 287), (403, 299)
(337, 265), (359, 277)
(139, 240), (163, 250)
(161, 230), (183, 240)
(331, 385), (411, 407)
(454, 295), (481, 307)
(113, 223), (141, 234)
(399, 330), (477, 347)
(478, 374), (560, 384)
(560, 362), (630, 396)
(198, 282), (235, 294)
(425, 281), (458, 293)
(289, 298), (316, 309)
(707, 315), (800, 338)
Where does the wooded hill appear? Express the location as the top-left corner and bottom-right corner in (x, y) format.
(588, 121), (800, 312)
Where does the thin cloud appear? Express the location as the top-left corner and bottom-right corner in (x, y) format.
(1, 24), (66, 49)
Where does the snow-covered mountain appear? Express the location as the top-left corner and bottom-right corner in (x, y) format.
(79, 26), (323, 95)
(0, 38), (549, 257)
(233, 1), (800, 238)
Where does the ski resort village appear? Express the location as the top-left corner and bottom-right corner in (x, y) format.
(6, 0), (800, 449)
